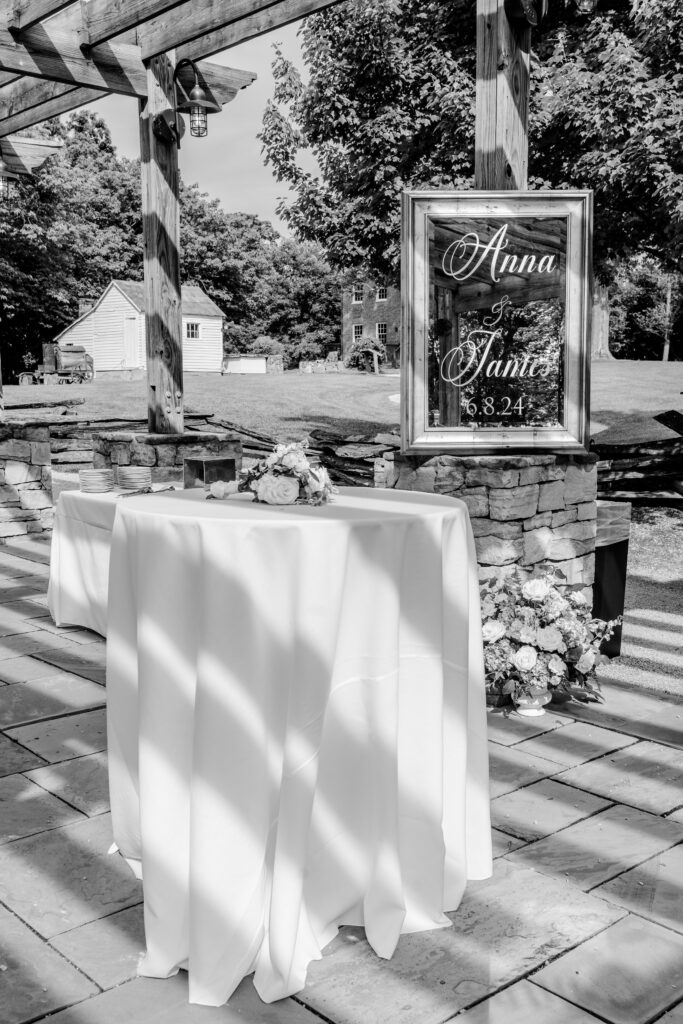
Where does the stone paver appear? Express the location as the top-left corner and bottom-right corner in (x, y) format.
(31, 643), (106, 685)
(0, 655), (71, 685)
(0, 774), (84, 843)
(557, 741), (683, 815)
(298, 860), (624, 1024)
(0, 732), (46, 775)
(0, 608), (41, 638)
(0, 904), (98, 1024)
(0, 674), (105, 728)
(594, 844), (683, 934)
(532, 915), (683, 1024)
(486, 709), (569, 747)
(491, 828), (527, 858)
(36, 974), (322, 1023)
(6, 708), (107, 762)
(0, 813), (141, 938)
(26, 751), (110, 816)
(488, 742), (562, 799)
(455, 979), (602, 1023)
(512, 722), (638, 767)
(0, 533), (681, 1024)
(555, 679), (683, 748)
(507, 804), (683, 890)
(491, 778), (611, 842)
(49, 903), (145, 989)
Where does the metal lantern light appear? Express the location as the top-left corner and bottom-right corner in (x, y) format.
(0, 155), (19, 204)
(174, 58), (220, 142)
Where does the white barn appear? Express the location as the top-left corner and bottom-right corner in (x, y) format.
(55, 279), (225, 379)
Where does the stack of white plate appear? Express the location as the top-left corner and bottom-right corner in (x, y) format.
(117, 466), (153, 490)
(79, 469), (115, 493)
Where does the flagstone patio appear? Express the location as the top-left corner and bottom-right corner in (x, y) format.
(0, 534), (681, 1024)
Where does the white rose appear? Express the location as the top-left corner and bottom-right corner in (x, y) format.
(256, 473), (300, 505)
(569, 591), (589, 606)
(576, 650), (596, 674)
(511, 645), (538, 672)
(307, 466), (330, 493)
(482, 619), (506, 644)
(521, 578), (551, 602)
(548, 654), (566, 676)
(209, 480), (238, 499)
(282, 451), (309, 473)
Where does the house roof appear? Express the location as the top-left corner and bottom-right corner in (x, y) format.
(54, 279), (224, 343)
(113, 280), (224, 319)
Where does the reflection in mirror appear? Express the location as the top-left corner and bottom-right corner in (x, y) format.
(427, 216), (567, 431)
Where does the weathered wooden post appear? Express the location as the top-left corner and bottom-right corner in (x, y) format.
(139, 54), (184, 434)
(475, 0), (531, 191)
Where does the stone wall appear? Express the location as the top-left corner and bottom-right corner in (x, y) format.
(0, 423), (54, 539)
(393, 452), (598, 588)
(92, 430), (242, 485)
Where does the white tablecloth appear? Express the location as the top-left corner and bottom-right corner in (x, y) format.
(47, 490), (119, 637)
(106, 487), (492, 1006)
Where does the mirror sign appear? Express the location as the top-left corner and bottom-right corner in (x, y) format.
(401, 192), (593, 452)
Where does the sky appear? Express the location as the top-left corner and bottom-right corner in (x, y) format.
(82, 23), (310, 233)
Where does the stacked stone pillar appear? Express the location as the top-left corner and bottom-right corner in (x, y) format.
(394, 453), (598, 592)
(0, 423), (54, 538)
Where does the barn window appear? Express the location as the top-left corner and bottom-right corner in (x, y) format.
(186, 322), (200, 339)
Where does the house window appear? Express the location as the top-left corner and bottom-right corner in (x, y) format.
(376, 286), (387, 301)
(353, 324), (364, 343)
(186, 322), (200, 340)
(352, 284), (364, 303)
(376, 323), (387, 344)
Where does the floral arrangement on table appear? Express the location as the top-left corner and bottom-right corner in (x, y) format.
(209, 439), (336, 506)
(480, 568), (620, 711)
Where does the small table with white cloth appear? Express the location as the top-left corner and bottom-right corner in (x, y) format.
(47, 489), (120, 637)
(105, 486), (492, 1006)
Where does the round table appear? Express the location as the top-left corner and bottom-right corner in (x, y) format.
(106, 486), (492, 1006)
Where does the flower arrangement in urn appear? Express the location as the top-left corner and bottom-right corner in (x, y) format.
(481, 568), (620, 715)
(210, 439), (336, 506)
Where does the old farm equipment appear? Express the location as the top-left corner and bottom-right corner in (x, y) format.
(18, 344), (95, 386)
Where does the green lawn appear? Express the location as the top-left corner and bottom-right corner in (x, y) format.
(4, 360), (682, 445)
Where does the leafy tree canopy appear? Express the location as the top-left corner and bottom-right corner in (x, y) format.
(260, 0), (683, 283)
(1, 111), (341, 381)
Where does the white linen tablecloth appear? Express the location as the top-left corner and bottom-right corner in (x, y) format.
(47, 489), (119, 637)
(106, 486), (492, 1006)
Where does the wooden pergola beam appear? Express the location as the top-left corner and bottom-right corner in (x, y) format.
(137, 0), (346, 61)
(1, 133), (62, 173)
(0, 84), (100, 136)
(0, 75), (75, 118)
(81, 0), (194, 48)
(7, 0), (75, 33)
(0, 28), (256, 104)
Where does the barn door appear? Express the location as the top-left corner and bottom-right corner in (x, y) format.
(123, 317), (138, 367)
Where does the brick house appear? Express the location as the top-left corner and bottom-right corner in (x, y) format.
(341, 282), (401, 368)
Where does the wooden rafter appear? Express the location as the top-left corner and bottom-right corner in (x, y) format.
(0, 76), (75, 118)
(7, 0), (75, 33)
(0, 70), (19, 86)
(0, 27), (256, 102)
(1, 133), (62, 173)
(177, 0), (344, 62)
(137, 0), (346, 61)
(0, 84), (100, 135)
(81, 0), (194, 48)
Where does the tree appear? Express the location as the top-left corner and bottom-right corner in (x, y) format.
(1, 112), (342, 380)
(260, 1), (683, 358)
